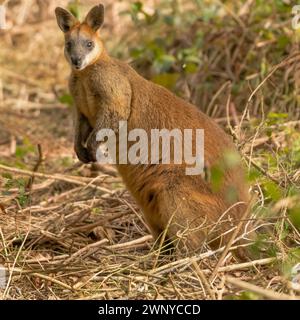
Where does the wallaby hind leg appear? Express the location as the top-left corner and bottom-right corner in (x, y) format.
(157, 185), (245, 256)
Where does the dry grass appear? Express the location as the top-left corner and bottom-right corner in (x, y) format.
(0, 0), (300, 300)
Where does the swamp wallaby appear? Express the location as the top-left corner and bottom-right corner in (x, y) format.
(55, 4), (250, 256)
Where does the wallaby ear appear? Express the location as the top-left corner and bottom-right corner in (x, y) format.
(84, 4), (104, 32)
(55, 7), (78, 33)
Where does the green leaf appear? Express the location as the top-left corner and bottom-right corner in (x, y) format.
(277, 35), (290, 50)
(2, 172), (13, 180)
(68, 2), (81, 19)
(59, 94), (74, 107)
(130, 47), (145, 59)
(152, 73), (179, 90)
(288, 206), (300, 230)
(92, 208), (102, 215)
(267, 112), (288, 120)
(282, 248), (300, 278)
(250, 233), (278, 258)
(15, 138), (35, 159)
(247, 168), (261, 182)
(223, 151), (241, 169)
(238, 291), (261, 300)
(131, 2), (143, 13)
(263, 181), (282, 201)
(153, 54), (176, 72)
(163, 15), (174, 26)
(182, 62), (198, 74)
(210, 165), (224, 192)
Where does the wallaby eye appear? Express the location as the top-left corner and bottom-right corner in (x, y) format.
(87, 41), (94, 48)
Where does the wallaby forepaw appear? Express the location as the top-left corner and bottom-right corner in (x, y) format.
(75, 147), (92, 164)
(88, 149), (97, 163)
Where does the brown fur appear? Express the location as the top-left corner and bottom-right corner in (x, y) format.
(56, 5), (250, 255)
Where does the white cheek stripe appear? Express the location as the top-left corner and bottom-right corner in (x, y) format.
(83, 44), (102, 67)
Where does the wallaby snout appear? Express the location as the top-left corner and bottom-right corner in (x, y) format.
(71, 56), (82, 69)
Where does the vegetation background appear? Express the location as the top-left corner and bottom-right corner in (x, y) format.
(0, 0), (300, 300)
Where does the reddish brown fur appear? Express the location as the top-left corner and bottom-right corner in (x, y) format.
(57, 6), (250, 255)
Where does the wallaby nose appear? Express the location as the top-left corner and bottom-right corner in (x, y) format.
(71, 57), (82, 68)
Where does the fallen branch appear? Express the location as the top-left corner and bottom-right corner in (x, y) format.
(63, 238), (109, 265)
(192, 259), (216, 300)
(226, 276), (299, 300)
(0, 163), (112, 194)
(107, 235), (153, 250)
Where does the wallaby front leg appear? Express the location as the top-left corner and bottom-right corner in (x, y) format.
(74, 110), (93, 163)
(85, 129), (98, 162)
(86, 111), (119, 162)
(86, 117), (106, 162)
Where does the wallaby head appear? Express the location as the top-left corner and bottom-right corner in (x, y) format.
(55, 4), (105, 71)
